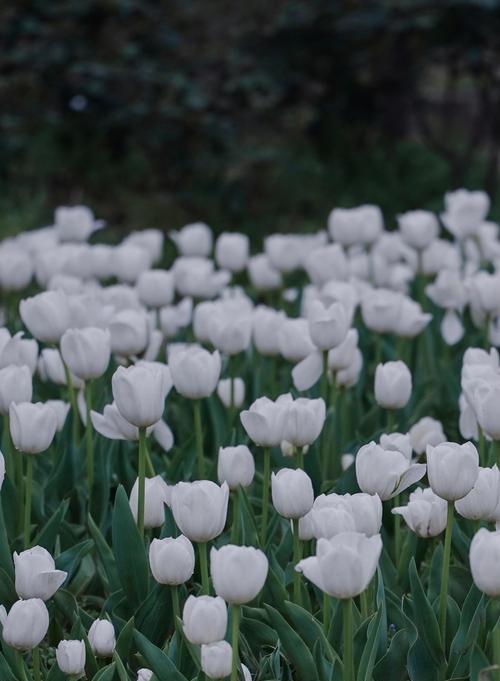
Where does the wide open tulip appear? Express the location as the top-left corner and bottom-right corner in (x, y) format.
(171, 481), (229, 542)
(2, 599), (49, 650)
(60, 326), (111, 381)
(112, 363), (169, 428)
(14, 546), (67, 600)
(182, 595), (227, 645)
(356, 441), (425, 500)
(149, 535), (195, 585)
(426, 441), (479, 501)
(10, 402), (57, 454)
(210, 545), (268, 604)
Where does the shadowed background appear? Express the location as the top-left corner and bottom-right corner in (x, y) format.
(2, 0), (500, 236)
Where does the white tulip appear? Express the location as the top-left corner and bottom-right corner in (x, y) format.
(210, 545), (268, 604)
(149, 535), (195, 585)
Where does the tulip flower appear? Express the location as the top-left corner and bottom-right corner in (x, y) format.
(470, 528), (500, 596)
(149, 535), (195, 586)
(408, 417), (446, 455)
(182, 595), (227, 645)
(20, 290), (72, 343)
(355, 441), (426, 501)
(217, 446), (255, 491)
(137, 268), (175, 309)
(46, 400), (70, 432)
(282, 396), (326, 450)
(0, 365), (32, 416)
(374, 361), (412, 425)
(0, 248), (33, 292)
(0, 332), (38, 375)
(210, 545), (268, 604)
(441, 188), (489, 240)
(137, 670), (153, 681)
(201, 640), (233, 680)
(455, 466), (500, 521)
(88, 619), (116, 658)
(392, 488), (448, 538)
(2, 598), (49, 651)
(129, 475), (170, 529)
(56, 640), (86, 677)
(217, 378), (245, 409)
(60, 327), (111, 381)
(247, 254), (282, 291)
(108, 309), (149, 357)
(271, 468), (314, 520)
(308, 300), (349, 351)
(215, 232), (249, 272)
(14, 546), (67, 600)
(252, 306), (286, 356)
(171, 222), (213, 257)
(54, 205), (102, 242)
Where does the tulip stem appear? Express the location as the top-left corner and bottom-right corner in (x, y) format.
(438, 501), (454, 646)
(231, 491), (240, 544)
(198, 541), (210, 595)
(295, 447), (304, 470)
(2, 414), (13, 479)
(194, 400), (204, 479)
(230, 604), (241, 681)
(260, 447), (271, 547)
(323, 592), (330, 635)
(360, 589), (369, 619)
(343, 598), (354, 681)
(32, 646), (41, 681)
(15, 652), (29, 681)
(493, 616), (500, 681)
(479, 428), (486, 466)
(393, 494), (401, 569)
(85, 380), (94, 498)
(23, 455), (33, 548)
(386, 409), (396, 433)
(61, 354), (80, 446)
(493, 440), (500, 468)
(138, 427), (147, 537)
(292, 518), (302, 606)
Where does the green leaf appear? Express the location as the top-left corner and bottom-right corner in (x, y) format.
(283, 600), (340, 666)
(111, 486), (149, 610)
(448, 585), (485, 678)
(93, 662), (117, 681)
(0, 567), (16, 607)
(0, 653), (17, 681)
(373, 630), (411, 681)
(134, 629), (189, 681)
(115, 616), (135, 663)
(407, 638), (441, 681)
(134, 583), (172, 647)
(55, 539), (94, 581)
(0, 500), (13, 580)
(112, 652), (129, 681)
(264, 604), (319, 681)
(88, 513), (121, 593)
(409, 558), (444, 665)
(32, 498), (69, 552)
(357, 608), (384, 681)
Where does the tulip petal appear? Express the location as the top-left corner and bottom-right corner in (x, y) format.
(391, 463), (427, 498)
(292, 351), (323, 392)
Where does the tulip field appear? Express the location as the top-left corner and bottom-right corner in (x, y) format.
(1, 194), (500, 681)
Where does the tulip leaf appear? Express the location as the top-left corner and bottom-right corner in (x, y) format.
(112, 651), (129, 681)
(240, 614), (278, 650)
(283, 600), (341, 666)
(32, 498), (69, 552)
(112, 485), (149, 611)
(0, 567), (16, 607)
(264, 604), (320, 681)
(134, 629), (189, 681)
(115, 616), (135, 663)
(0, 500), (13, 580)
(88, 513), (121, 594)
(357, 607), (384, 681)
(0, 653), (17, 681)
(469, 643), (491, 681)
(373, 629), (411, 681)
(448, 584), (485, 678)
(134, 582), (173, 646)
(408, 558), (444, 665)
(55, 538), (94, 581)
(93, 662), (117, 681)
(407, 638), (442, 681)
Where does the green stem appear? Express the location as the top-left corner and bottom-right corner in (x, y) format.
(479, 428), (486, 467)
(360, 589), (369, 620)
(171, 584), (180, 622)
(393, 494), (401, 570)
(198, 541), (210, 595)
(438, 501), (454, 646)
(194, 400), (204, 479)
(138, 427), (147, 537)
(343, 598), (354, 681)
(85, 381), (94, 499)
(493, 615), (500, 681)
(14, 432), (24, 536)
(292, 518), (302, 605)
(386, 409), (396, 433)
(230, 604), (241, 681)
(295, 447), (304, 470)
(15, 651), (29, 681)
(231, 491), (240, 544)
(23, 455), (32, 549)
(61, 354), (80, 446)
(2, 414), (13, 479)
(32, 647), (41, 681)
(493, 440), (500, 468)
(260, 447), (271, 547)
(323, 592), (330, 635)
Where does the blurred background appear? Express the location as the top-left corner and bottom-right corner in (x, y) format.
(2, 0), (500, 237)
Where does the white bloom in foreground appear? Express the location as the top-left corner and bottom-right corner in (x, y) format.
(201, 640), (233, 680)
(296, 532), (382, 598)
(282, 397), (326, 448)
(470, 528), (500, 596)
(10, 402), (58, 454)
(14, 546), (67, 600)
(182, 595), (227, 645)
(455, 466), (500, 521)
(129, 476), (171, 529)
(88, 619), (116, 658)
(2, 599), (49, 650)
(308, 300), (348, 351)
(56, 640), (86, 676)
(211, 545), (268, 604)
(217, 445), (255, 490)
(60, 326), (111, 381)
(374, 361), (412, 410)
(426, 441), (479, 501)
(171, 481), (229, 542)
(149, 535), (195, 585)
(0, 332), (38, 375)
(392, 488), (448, 538)
(170, 347), (221, 399)
(272, 468), (314, 519)
(355, 441), (426, 500)
(240, 396), (287, 447)
(112, 363), (170, 427)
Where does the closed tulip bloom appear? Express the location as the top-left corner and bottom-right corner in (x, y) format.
(211, 545), (268, 604)
(474, 384), (500, 440)
(112, 363), (169, 427)
(60, 327), (111, 381)
(217, 445), (255, 490)
(108, 309), (149, 357)
(56, 640), (86, 676)
(20, 290), (72, 343)
(361, 288), (403, 334)
(441, 189), (489, 240)
(278, 318), (315, 363)
(149, 535), (195, 585)
(252, 306), (286, 356)
(394, 298), (432, 339)
(14, 546), (67, 600)
(114, 245), (152, 284)
(170, 346), (221, 399)
(0, 365), (32, 415)
(182, 595), (227, 645)
(308, 300), (348, 350)
(10, 402), (57, 454)
(247, 254), (282, 291)
(355, 441), (426, 500)
(215, 232), (249, 272)
(282, 397), (326, 448)
(2, 598), (49, 650)
(398, 210), (439, 250)
(0, 248), (33, 291)
(240, 396), (288, 447)
(426, 441), (479, 501)
(171, 481), (229, 542)
(374, 361), (412, 410)
(46, 400), (71, 432)
(137, 670), (153, 681)
(129, 476), (171, 528)
(171, 222), (213, 257)
(310, 506), (356, 539)
(344, 493), (383, 536)
(409, 417), (446, 455)
(296, 532), (382, 599)
(209, 311), (252, 356)
(392, 488), (448, 538)
(201, 640), (233, 680)
(88, 619), (116, 658)
(455, 466), (500, 521)
(217, 378), (245, 409)
(0, 332), (38, 375)
(55, 205), (101, 242)
(470, 528), (500, 596)
(271, 468), (314, 519)
(137, 269), (175, 308)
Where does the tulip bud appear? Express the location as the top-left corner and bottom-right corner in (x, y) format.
(271, 468), (314, 519)
(309, 505), (356, 539)
(455, 466), (500, 521)
(247, 254), (282, 292)
(426, 441), (479, 501)
(137, 670), (153, 681)
(474, 384), (500, 440)
(355, 441), (426, 500)
(112, 363), (169, 428)
(240, 396), (288, 447)
(470, 528), (500, 596)
(171, 222), (213, 257)
(2, 599), (49, 650)
(210, 545), (268, 604)
(398, 210), (439, 250)
(20, 290), (72, 343)
(374, 361), (412, 410)
(217, 378), (245, 409)
(296, 532), (382, 599)
(252, 306), (286, 356)
(10, 402), (57, 454)
(308, 300), (348, 350)
(109, 309), (149, 357)
(182, 595), (227, 645)
(278, 319), (315, 363)
(14, 546), (67, 600)
(56, 640), (86, 677)
(215, 232), (249, 272)
(0, 332), (38, 375)
(170, 347), (221, 400)
(0, 365), (32, 416)
(171, 481), (229, 542)
(392, 487), (447, 538)
(88, 619), (116, 658)
(60, 327), (111, 381)
(149, 535), (195, 585)
(217, 446), (255, 490)
(137, 269), (175, 308)
(282, 397), (325, 448)
(0, 248), (33, 292)
(129, 476), (170, 529)
(201, 640), (233, 679)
